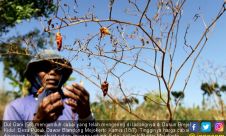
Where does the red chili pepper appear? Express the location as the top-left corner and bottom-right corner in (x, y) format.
(101, 81), (109, 97)
(56, 32), (62, 51)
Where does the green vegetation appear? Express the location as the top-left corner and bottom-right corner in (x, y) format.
(0, 29), (54, 97)
(0, 0), (55, 34)
(0, 90), (14, 119)
(90, 92), (226, 120)
(0, 0), (55, 97)
(1, 90), (224, 120)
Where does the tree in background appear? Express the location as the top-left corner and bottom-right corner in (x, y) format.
(0, 0), (55, 97)
(171, 91), (184, 106)
(198, 61), (226, 119)
(0, 0), (55, 35)
(0, 30), (54, 97)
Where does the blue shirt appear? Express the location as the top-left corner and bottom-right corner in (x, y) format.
(3, 94), (83, 135)
(3, 94), (78, 121)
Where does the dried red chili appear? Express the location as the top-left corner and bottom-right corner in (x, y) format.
(56, 32), (62, 51)
(101, 81), (109, 97)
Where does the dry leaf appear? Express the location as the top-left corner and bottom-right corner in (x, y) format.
(100, 27), (110, 38)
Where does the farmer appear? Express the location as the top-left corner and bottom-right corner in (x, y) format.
(3, 50), (94, 135)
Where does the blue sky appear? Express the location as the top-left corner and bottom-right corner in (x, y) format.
(1, 0), (226, 108)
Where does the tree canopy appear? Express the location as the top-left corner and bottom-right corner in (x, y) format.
(0, 0), (55, 96)
(0, 0), (55, 35)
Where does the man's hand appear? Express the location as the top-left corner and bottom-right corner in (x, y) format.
(64, 83), (91, 119)
(33, 92), (64, 123)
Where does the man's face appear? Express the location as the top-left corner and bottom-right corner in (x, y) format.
(36, 61), (64, 91)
